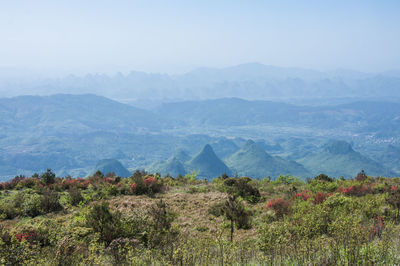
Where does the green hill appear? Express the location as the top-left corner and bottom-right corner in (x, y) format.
(148, 156), (187, 177)
(297, 140), (393, 178)
(211, 138), (240, 159)
(173, 149), (191, 163)
(90, 159), (131, 177)
(226, 140), (310, 178)
(187, 144), (232, 179)
(373, 145), (400, 175)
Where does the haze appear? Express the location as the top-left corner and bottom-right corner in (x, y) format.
(1, 0), (400, 76)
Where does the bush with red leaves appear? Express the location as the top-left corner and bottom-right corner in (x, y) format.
(267, 198), (291, 218)
(312, 192), (333, 204)
(294, 191), (310, 201)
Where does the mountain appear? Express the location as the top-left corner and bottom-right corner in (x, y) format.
(148, 156), (187, 177)
(187, 144), (232, 179)
(379, 145), (400, 174)
(297, 140), (393, 178)
(226, 140), (310, 178)
(90, 159), (131, 178)
(172, 149), (191, 163)
(3, 63), (400, 101)
(156, 98), (400, 134)
(211, 138), (240, 159)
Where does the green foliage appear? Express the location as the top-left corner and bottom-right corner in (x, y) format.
(147, 199), (179, 249)
(223, 177), (261, 203)
(22, 193), (42, 217)
(184, 170), (199, 183)
(85, 201), (121, 244)
(274, 174), (304, 186)
(40, 169), (56, 185)
(68, 188), (84, 206)
(40, 190), (62, 213)
(1, 174), (400, 264)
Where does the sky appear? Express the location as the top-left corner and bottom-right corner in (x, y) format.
(1, 0), (400, 76)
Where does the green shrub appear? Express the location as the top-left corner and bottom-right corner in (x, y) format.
(86, 201), (121, 244)
(68, 188), (84, 206)
(22, 194), (42, 217)
(40, 190), (62, 213)
(223, 177), (261, 203)
(40, 169), (56, 185)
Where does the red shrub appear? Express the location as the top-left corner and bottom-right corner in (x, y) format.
(339, 185), (371, 197)
(312, 192), (333, 204)
(267, 198), (291, 218)
(129, 183), (137, 192)
(372, 215), (385, 238)
(294, 191), (310, 201)
(15, 230), (39, 245)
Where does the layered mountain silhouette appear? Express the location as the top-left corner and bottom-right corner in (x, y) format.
(297, 140), (393, 177)
(378, 145), (400, 175)
(148, 145), (231, 178)
(226, 140), (310, 178)
(210, 138), (240, 159)
(187, 144), (232, 178)
(90, 159), (131, 178)
(148, 155), (187, 177)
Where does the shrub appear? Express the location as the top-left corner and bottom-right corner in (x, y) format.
(147, 199), (178, 248)
(40, 169), (56, 185)
(266, 198), (291, 218)
(312, 192), (332, 205)
(40, 190), (62, 213)
(223, 177), (261, 203)
(129, 175), (163, 196)
(372, 215), (385, 238)
(22, 194), (42, 217)
(274, 175), (304, 186)
(314, 173), (334, 182)
(294, 191), (310, 201)
(68, 188), (84, 206)
(86, 201), (121, 244)
(339, 184), (371, 197)
(355, 170), (367, 182)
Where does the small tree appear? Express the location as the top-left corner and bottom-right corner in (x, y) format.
(314, 173), (334, 182)
(356, 170), (367, 181)
(86, 201), (121, 244)
(387, 186), (400, 222)
(40, 190), (62, 213)
(222, 196), (251, 242)
(147, 199), (178, 249)
(40, 169), (56, 185)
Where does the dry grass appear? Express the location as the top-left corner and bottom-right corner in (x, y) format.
(107, 184), (263, 241)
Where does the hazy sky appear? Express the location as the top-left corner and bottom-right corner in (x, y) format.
(1, 0), (399, 75)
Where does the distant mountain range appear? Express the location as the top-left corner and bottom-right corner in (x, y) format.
(1, 63), (400, 104)
(225, 140), (310, 178)
(298, 140), (394, 177)
(147, 140), (391, 179)
(90, 159), (131, 178)
(0, 93), (400, 180)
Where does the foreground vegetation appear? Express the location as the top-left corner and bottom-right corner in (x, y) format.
(1, 169), (400, 265)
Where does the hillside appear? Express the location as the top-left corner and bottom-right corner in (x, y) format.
(187, 144), (232, 178)
(297, 140), (393, 177)
(90, 159), (131, 178)
(1, 170), (400, 264)
(226, 140), (310, 178)
(148, 156), (187, 177)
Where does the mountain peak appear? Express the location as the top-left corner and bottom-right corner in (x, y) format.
(92, 159), (131, 178)
(172, 149), (191, 162)
(323, 140), (354, 155)
(188, 144), (231, 178)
